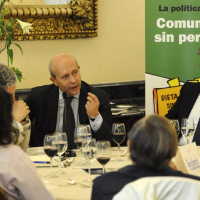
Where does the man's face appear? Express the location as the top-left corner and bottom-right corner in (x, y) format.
(7, 85), (16, 102)
(50, 56), (81, 96)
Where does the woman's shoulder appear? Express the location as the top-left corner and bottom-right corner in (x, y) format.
(0, 144), (23, 153)
(0, 145), (27, 165)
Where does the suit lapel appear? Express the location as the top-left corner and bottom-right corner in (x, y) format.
(79, 82), (89, 124)
(47, 86), (59, 133)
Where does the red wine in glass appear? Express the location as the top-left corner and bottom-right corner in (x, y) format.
(44, 148), (58, 157)
(97, 157), (110, 165)
(96, 141), (112, 174)
(43, 135), (58, 178)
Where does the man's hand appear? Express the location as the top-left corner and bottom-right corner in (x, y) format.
(85, 92), (100, 119)
(12, 101), (30, 123)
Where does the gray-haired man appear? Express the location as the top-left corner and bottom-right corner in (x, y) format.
(0, 63), (30, 151)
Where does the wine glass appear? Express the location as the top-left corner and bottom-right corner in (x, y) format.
(181, 118), (195, 145)
(169, 119), (180, 137)
(74, 125), (92, 149)
(112, 123), (126, 161)
(43, 135), (58, 178)
(82, 138), (96, 183)
(74, 125), (92, 168)
(53, 132), (68, 175)
(96, 141), (112, 174)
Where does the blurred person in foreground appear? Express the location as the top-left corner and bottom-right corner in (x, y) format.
(91, 114), (200, 200)
(0, 87), (55, 200)
(25, 54), (112, 148)
(0, 63), (30, 151)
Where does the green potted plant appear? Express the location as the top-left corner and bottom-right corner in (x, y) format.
(0, 0), (32, 82)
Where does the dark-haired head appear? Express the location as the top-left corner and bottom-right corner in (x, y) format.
(128, 114), (178, 171)
(0, 87), (19, 145)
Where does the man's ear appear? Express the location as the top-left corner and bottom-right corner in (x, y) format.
(50, 77), (57, 86)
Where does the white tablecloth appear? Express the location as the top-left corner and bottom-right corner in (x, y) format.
(28, 146), (200, 200)
(28, 147), (130, 200)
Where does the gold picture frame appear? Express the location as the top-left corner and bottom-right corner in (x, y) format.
(4, 0), (98, 40)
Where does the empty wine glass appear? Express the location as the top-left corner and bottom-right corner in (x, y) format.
(112, 123), (126, 161)
(43, 135), (58, 178)
(82, 138), (96, 183)
(169, 119), (180, 137)
(53, 132), (68, 175)
(74, 125), (92, 149)
(181, 118), (195, 145)
(74, 125), (92, 168)
(96, 141), (112, 174)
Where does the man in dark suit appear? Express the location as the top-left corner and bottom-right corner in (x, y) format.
(165, 82), (200, 143)
(25, 54), (112, 147)
(91, 115), (200, 200)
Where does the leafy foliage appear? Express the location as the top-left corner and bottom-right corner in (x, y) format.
(10, 67), (23, 82)
(0, 0), (24, 82)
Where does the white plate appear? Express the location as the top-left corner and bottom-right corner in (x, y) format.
(27, 147), (45, 155)
(116, 105), (136, 108)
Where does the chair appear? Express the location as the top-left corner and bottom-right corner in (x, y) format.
(113, 176), (200, 200)
(0, 187), (8, 200)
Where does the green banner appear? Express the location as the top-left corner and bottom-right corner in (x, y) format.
(146, 0), (200, 82)
(145, 0), (200, 115)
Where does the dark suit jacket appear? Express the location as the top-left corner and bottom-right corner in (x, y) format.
(25, 81), (112, 147)
(92, 165), (200, 200)
(165, 82), (200, 139)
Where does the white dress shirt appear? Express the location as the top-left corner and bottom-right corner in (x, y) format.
(55, 89), (103, 132)
(179, 93), (200, 145)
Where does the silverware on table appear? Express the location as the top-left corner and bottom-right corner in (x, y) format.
(63, 157), (75, 167)
(66, 178), (91, 188)
(119, 150), (128, 156)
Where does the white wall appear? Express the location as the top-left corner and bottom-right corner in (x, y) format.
(1, 0), (145, 89)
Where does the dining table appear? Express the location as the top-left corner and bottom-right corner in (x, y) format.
(27, 146), (131, 200)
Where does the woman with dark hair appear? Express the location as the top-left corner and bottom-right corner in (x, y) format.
(0, 88), (56, 200)
(91, 115), (200, 200)
(0, 87), (19, 145)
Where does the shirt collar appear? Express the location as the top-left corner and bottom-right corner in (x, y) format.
(58, 89), (80, 101)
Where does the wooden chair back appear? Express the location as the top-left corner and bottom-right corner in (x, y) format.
(0, 187), (8, 200)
